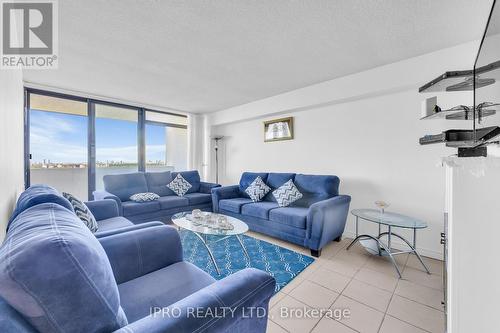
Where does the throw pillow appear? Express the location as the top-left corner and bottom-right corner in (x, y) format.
(62, 192), (99, 232)
(167, 174), (192, 196)
(129, 192), (160, 202)
(272, 180), (303, 207)
(245, 176), (271, 202)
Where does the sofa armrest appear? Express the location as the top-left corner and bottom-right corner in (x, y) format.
(113, 268), (275, 333)
(307, 195), (351, 251)
(85, 199), (119, 221)
(94, 221), (164, 238)
(98, 224), (183, 284)
(211, 185), (240, 213)
(93, 190), (123, 215)
(199, 181), (221, 194)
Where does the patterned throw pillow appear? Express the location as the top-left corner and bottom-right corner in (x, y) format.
(245, 176), (271, 202)
(167, 174), (192, 196)
(62, 192), (99, 232)
(272, 180), (303, 207)
(130, 192), (160, 202)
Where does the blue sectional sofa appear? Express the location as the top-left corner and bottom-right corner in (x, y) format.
(93, 170), (220, 223)
(212, 172), (351, 257)
(0, 185), (275, 333)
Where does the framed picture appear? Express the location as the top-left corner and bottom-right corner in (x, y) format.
(264, 117), (294, 142)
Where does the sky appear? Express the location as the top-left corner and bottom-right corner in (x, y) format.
(30, 110), (169, 164)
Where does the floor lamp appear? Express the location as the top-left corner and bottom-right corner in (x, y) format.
(211, 136), (224, 184)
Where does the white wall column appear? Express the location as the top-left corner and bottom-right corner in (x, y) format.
(0, 68), (24, 240)
(188, 113), (211, 180)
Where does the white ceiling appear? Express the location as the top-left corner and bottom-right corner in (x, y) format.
(23, 0), (493, 113)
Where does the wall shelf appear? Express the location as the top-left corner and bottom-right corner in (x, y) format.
(419, 60), (500, 93)
(419, 126), (500, 148)
(420, 103), (498, 120)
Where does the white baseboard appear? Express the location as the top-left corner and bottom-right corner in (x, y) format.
(342, 231), (443, 261)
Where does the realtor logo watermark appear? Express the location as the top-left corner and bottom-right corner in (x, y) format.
(1, 0), (58, 68)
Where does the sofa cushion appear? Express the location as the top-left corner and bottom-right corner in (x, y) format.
(263, 173), (296, 202)
(239, 172), (269, 198)
(241, 202), (279, 219)
(118, 262), (215, 323)
(219, 198), (253, 214)
(245, 176), (271, 202)
(0, 297), (37, 333)
(157, 196), (189, 210)
(269, 207), (308, 229)
(8, 184), (74, 228)
(145, 171), (174, 197)
(172, 170), (201, 193)
(96, 216), (134, 232)
(63, 192), (99, 232)
(129, 192), (160, 202)
(167, 174), (192, 196)
(0, 203), (128, 333)
(184, 193), (212, 205)
(272, 180), (303, 207)
(293, 174), (340, 207)
(122, 200), (161, 216)
(103, 172), (149, 202)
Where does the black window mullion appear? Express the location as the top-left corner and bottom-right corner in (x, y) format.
(88, 101), (96, 200)
(23, 88), (186, 197)
(24, 89), (30, 189)
(138, 108), (146, 172)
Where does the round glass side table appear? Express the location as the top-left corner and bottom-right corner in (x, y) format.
(347, 209), (431, 278)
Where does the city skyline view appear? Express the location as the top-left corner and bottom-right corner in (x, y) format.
(30, 109), (171, 165)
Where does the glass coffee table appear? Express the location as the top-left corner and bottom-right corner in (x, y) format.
(347, 209), (431, 278)
(171, 212), (249, 275)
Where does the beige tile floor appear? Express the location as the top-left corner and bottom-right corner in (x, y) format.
(245, 231), (445, 333)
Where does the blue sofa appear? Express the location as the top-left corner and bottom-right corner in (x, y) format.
(0, 185), (275, 333)
(85, 199), (165, 237)
(93, 170), (220, 224)
(212, 172), (351, 257)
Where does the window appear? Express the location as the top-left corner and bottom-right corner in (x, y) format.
(25, 89), (188, 199)
(95, 104), (139, 190)
(145, 111), (188, 172)
(28, 93), (88, 199)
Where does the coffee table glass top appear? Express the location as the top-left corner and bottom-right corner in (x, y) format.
(171, 212), (249, 236)
(351, 209), (427, 229)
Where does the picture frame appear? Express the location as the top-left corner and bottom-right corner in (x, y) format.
(263, 117), (294, 142)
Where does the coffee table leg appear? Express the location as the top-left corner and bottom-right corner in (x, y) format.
(379, 231), (431, 275)
(413, 229), (431, 274)
(347, 234), (402, 278)
(236, 235), (250, 261)
(193, 232), (221, 275)
(377, 224), (382, 256)
(379, 240), (402, 279)
(347, 234), (366, 250)
(387, 226), (392, 250)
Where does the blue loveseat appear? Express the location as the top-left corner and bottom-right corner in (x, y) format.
(0, 185), (275, 333)
(93, 170), (220, 224)
(212, 172), (351, 257)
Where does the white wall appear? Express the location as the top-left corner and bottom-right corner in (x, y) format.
(208, 40), (481, 259)
(0, 69), (25, 241)
(165, 126), (188, 170)
(446, 157), (500, 333)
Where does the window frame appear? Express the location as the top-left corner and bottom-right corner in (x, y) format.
(24, 88), (188, 199)
(144, 110), (188, 173)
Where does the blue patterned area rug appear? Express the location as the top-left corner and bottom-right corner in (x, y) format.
(179, 230), (314, 292)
